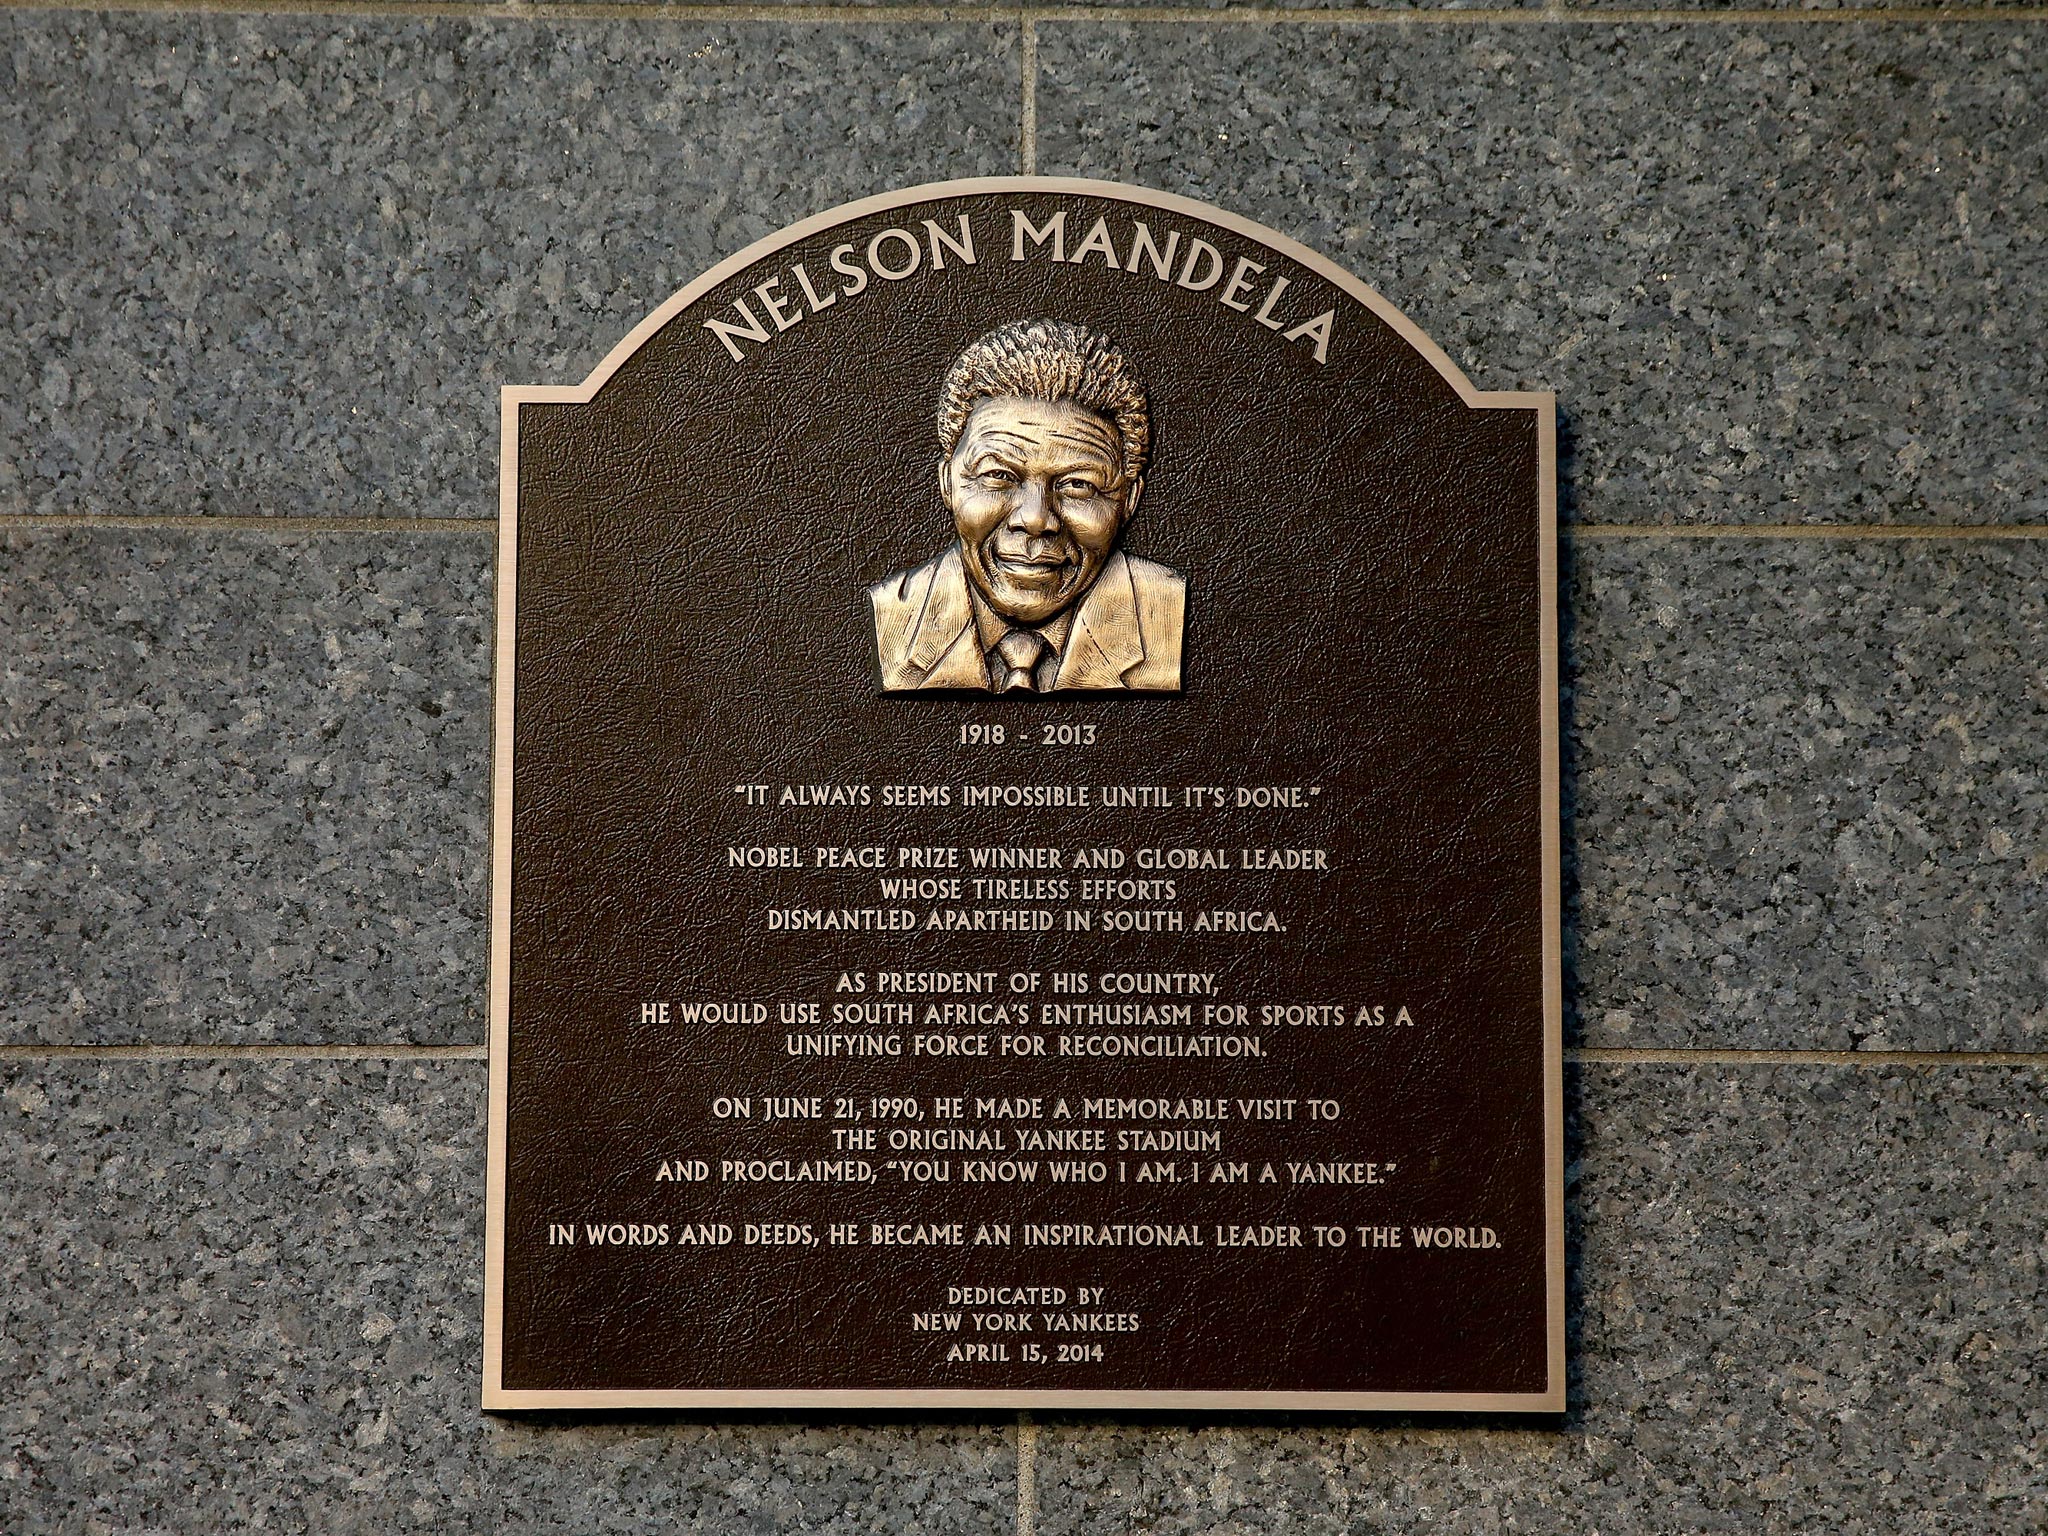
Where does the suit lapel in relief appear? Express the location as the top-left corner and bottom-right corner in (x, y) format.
(889, 547), (971, 688)
(871, 560), (934, 690)
(1056, 552), (1144, 690)
(903, 547), (988, 689)
(920, 621), (989, 690)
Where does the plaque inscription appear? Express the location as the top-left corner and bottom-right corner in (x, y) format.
(484, 177), (1562, 1410)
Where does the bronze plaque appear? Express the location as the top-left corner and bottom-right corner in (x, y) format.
(483, 177), (1561, 1411)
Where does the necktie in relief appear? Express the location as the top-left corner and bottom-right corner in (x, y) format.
(995, 628), (1050, 692)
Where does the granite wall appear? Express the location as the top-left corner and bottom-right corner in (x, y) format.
(3, 2), (2044, 1531)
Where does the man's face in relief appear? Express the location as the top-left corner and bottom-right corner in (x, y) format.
(942, 396), (1142, 627)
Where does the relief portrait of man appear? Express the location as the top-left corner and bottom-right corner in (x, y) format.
(869, 318), (1186, 693)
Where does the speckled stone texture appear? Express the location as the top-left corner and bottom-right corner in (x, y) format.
(1036, 1064), (2048, 1535)
(0, 1060), (1017, 1534)
(1567, 538), (2048, 1051)
(1035, 23), (2048, 525)
(1, 528), (491, 1045)
(0, 13), (1018, 519)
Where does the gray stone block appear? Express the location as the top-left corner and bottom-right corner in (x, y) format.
(0, 13), (1019, 519)
(1035, 23), (2048, 524)
(0, 1060), (1018, 1534)
(1035, 1063), (2048, 1534)
(14, 530), (2040, 1052)
(1567, 537), (2048, 1051)
(1, 528), (491, 1045)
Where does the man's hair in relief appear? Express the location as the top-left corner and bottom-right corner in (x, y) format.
(936, 319), (1150, 481)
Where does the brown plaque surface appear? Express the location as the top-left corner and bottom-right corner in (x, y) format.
(484, 177), (1560, 1411)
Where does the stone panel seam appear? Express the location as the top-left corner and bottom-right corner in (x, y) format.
(1015, 1410), (1038, 1536)
(1019, 13), (1038, 175)
(0, 0), (986, 19)
(1573, 1048), (2048, 1066)
(1, 514), (497, 534)
(1030, 4), (2048, 19)
(2, 0), (2046, 20)
(0, 1044), (489, 1061)
(1571, 523), (2048, 541)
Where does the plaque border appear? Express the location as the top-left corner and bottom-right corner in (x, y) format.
(482, 176), (1563, 1414)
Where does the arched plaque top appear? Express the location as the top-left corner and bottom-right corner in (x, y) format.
(506, 176), (1543, 414)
